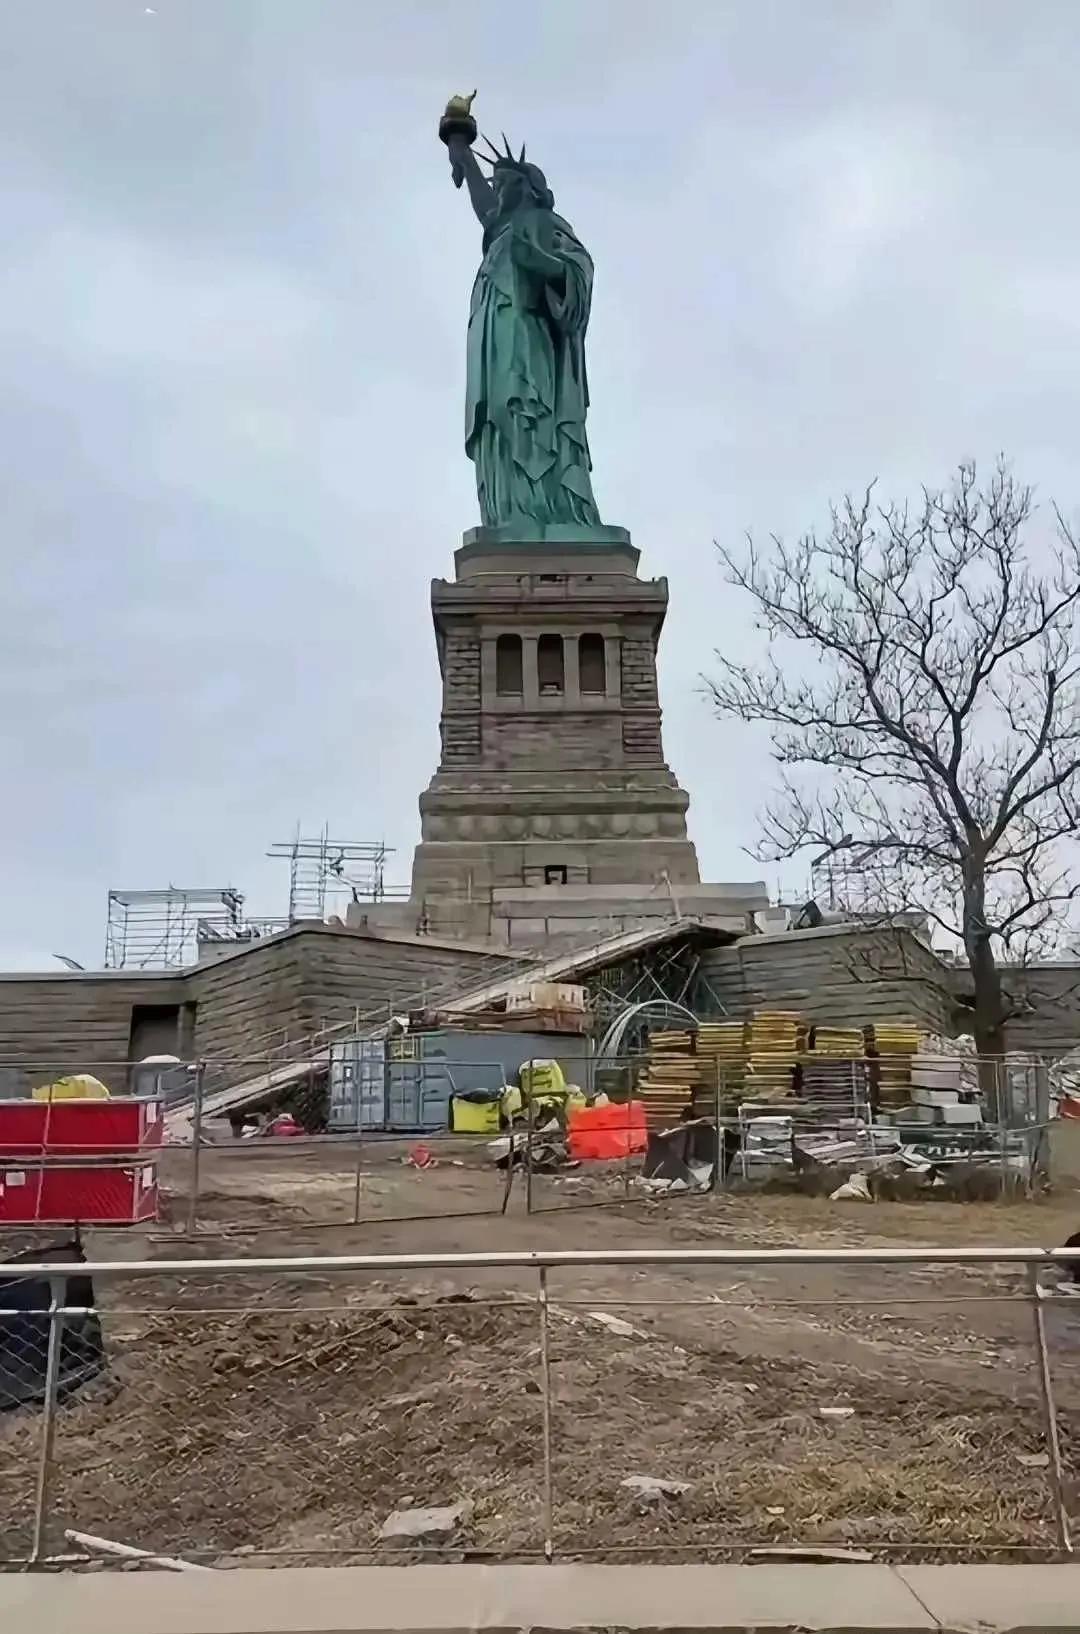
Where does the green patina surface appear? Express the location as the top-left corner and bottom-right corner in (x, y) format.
(443, 105), (606, 533)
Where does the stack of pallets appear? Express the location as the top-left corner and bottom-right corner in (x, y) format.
(865, 1020), (920, 1108)
(801, 1025), (868, 1112)
(743, 1010), (801, 1103)
(693, 1021), (747, 1113)
(636, 1029), (704, 1127)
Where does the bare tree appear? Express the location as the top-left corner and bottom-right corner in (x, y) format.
(708, 460), (1080, 1065)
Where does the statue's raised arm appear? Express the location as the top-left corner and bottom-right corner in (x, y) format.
(439, 92), (494, 225)
(438, 92), (601, 532)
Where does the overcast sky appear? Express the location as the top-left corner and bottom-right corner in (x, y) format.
(3, 0), (1079, 968)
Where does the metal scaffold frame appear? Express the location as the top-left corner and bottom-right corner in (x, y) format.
(104, 887), (246, 970)
(268, 824), (405, 923)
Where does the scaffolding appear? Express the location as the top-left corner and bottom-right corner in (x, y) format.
(267, 825), (404, 924)
(104, 887), (246, 970)
(810, 846), (900, 916)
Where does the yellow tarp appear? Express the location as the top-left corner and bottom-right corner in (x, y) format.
(32, 1074), (111, 1102)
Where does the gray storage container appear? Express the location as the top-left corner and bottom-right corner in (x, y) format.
(329, 1028), (590, 1132)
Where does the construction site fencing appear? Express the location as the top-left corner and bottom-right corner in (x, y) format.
(0, 1246), (1078, 1569)
(0, 1053), (1058, 1239)
(179, 1051), (651, 1237)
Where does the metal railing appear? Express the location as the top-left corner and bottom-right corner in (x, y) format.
(0, 1246), (1076, 1569)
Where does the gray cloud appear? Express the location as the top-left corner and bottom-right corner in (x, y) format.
(3, 0), (1080, 964)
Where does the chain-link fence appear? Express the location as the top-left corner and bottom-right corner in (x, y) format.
(0, 1246), (1076, 1569)
(0, 1051), (1058, 1241)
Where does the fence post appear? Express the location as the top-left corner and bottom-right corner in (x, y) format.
(29, 1274), (66, 1565)
(351, 1108), (364, 1225)
(1032, 1061), (1051, 1190)
(185, 1061), (207, 1238)
(537, 1265), (554, 1562)
(1027, 1264), (1073, 1556)
(525, 1090), (535, 1215)
(623, 1062), (632, 1201)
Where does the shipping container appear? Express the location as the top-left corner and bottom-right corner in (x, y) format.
(328, 1029), (590, 1132)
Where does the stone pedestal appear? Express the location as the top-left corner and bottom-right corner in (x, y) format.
(406, 527), (704, 943)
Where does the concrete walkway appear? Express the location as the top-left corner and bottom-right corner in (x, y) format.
(4, 1562), (1080, 1633)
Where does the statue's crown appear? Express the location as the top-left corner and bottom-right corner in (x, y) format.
(478, 134), (552, 207)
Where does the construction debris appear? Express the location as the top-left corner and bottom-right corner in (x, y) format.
(487, 1126), (575, 1174)
(620, 1475), (693, 1503)
(750, 1545), (874, 1564)
(640, 1119), (728, 1191)
(586, 1312), (647, 1340)
(63, 1528), (213, 1573)
(829, 1172), (872, 1202)
(378, 1501), (473, 1545)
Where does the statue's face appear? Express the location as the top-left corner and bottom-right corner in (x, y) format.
(492, 167), (527, 215)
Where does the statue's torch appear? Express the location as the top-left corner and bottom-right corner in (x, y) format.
(439, 90), (478, 189)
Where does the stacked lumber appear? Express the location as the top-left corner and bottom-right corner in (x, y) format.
(441, 1005), (588, 1035)
(636, 1029), (704, 1127)
(743, 1010), (801, 1103)
(691, 1021), (746, 1115)
(865, 1020), (920, 1107)
(801, 1056), (870, 1110)
(800, 1024), (868, 1111)
(810, 1026), (865, 1057)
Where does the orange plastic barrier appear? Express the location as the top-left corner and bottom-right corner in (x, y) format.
(568, 1099), (647, 1161)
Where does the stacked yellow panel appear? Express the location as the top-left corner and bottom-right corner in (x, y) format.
(810, 1026), (865, 1056)
(636, 1029), (704, 1127)
(865, 1020), (920, 1107)
(744, 1010), (801, 1102)
(694, 1021), (747, 1111)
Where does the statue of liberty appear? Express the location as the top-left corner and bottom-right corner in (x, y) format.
(440, 94), (602, 531)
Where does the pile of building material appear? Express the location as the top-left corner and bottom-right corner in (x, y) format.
(865, 1021), (919, 1108)
(695, 1021), (746, 1104)
(1050, 1046), (1080, 1112)
(801, 1025), (867, 1111)
(907, 1053), (983, 1127)
(810, 1025), (865, 1056)
(443, 981), (589, 1036)
(743, 1011), (802, 1103)
(921, 1033), (980, 1095)
(637, 1026), (702, 1130)
(635, 1030), (703, 1127)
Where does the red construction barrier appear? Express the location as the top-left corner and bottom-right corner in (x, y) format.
(0, 1097), (163, 1224)
(0, 1160), (159, 1225)
(568, 1099), (648, 1161)
(0, 1097), (163, 1159)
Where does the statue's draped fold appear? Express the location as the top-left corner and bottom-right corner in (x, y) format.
(466, 206), (600, 528)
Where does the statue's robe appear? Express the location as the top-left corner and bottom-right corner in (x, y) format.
(466, 205), (600, 528)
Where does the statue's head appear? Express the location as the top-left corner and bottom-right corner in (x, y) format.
(479, 136), (554, 214)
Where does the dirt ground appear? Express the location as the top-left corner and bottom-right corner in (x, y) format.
(3, 1135), (1080, 1567)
